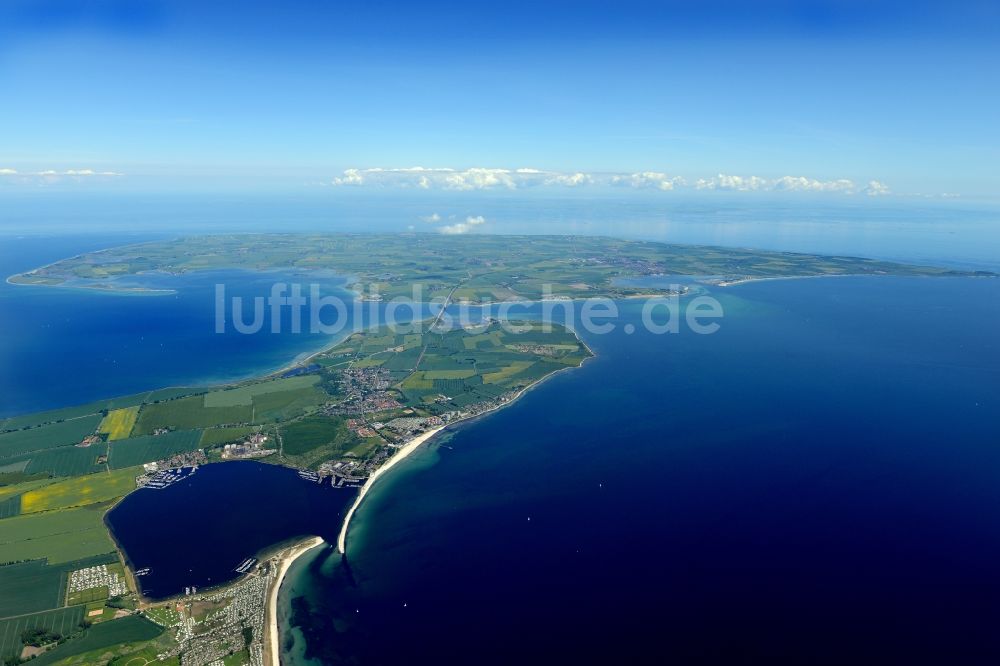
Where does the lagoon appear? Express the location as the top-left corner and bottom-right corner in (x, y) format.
(106, 461), (352, 599)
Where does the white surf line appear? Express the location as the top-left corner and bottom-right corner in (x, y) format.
(265, 536), (324, 666)
(337, 426), (446, 555)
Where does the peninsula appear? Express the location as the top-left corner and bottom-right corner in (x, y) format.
(0, 290), (592, 665)
(0, 233), (989, 666)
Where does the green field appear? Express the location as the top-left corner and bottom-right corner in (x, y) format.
(133, 396), (250, 435)
(55, 642), (181, 666)
(0, 416), (103, 459)
(251, 385), (327, 423)
(0, 495), (21, 520)
(0, 561), (66, 616)
(281, 416), (352, 455)
(0, 554), (118, 617)
(128, 378), (327, 436)
(482, 361), (534, 384)
(352, 357), (384, 368)
(0, 460), (30, 478)
(0, 606), (85, 661)
(142, 387), (204, 403)
(17, 443), (109, 478)
(0, 404), (106, 434)
(108, 430), (203, 469)
(0, 503), (118, 564)
(25, 615), (163, 666)
(203, 375), (320, 407)
(280, 416), (360, 468)
(200, 426), (257, 447)
(66, 585), (111, 607)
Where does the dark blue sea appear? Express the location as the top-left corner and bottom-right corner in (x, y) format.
(280, 276), (1000, 665)
(2, 224), (1000, 664)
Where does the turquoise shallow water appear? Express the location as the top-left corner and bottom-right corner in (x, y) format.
(280, 276), (1000, 664)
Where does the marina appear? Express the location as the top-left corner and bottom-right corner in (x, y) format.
(138, 466), (198, 490)
(234, 558), (258, 574)
(297, 470), (321, 483)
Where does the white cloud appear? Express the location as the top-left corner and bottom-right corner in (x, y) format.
(545, 172), (593, 187)
(443, 168), (517, 190)
(332, 166), (679, 191)
(387, 166), (456, 172)
(696, 174), (769, 191)
(611, 171), (685, 190)
(0, 168), (123, 181)
(329, 166), (888, 197)
(331, 168), (364, 186)
(420, 213), (441, 223)
(696, 173), (866, 194)
(437, 215), (486, 235)
(772, 176), (855, 193)
(864, 180), (891, 196)
(332, 167), (519, 190)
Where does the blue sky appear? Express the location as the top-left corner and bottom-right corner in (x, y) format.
(1, 0), (998, 198)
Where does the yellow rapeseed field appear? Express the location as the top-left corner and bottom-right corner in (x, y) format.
(19, 468), (138, 514)
(97, 406), (140, 440)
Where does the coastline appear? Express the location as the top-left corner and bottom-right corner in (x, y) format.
(4, 237), (175, 292)
(336, 425), (447, 554)
(87, 324), (595, 665)
(336, 336), (595, 556)
(712, 273), (888, 287)
(713, 272), (997, 287)
(5, 273), (177, 294)
(6, 271), (596, 661)
(265, 536), (326, 666)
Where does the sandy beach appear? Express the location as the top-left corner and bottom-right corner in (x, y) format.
(267, 351), (591, 662)
(713, 273), (865, 287)
(337, 425), (446, 554)
(265, 536), (325, 666)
